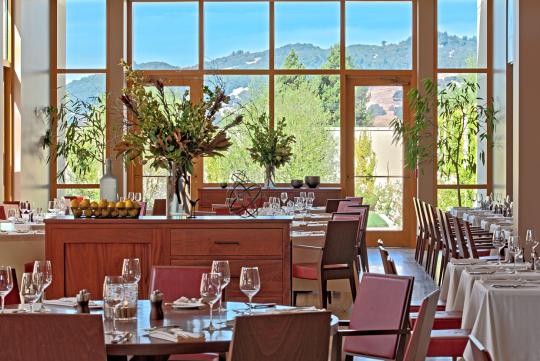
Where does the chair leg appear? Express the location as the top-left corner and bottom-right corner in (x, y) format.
(345, 355), (354, 361)
(321, 276), (328, 309)
(292, 291), (298, 306)
(349, 273), (357, 302)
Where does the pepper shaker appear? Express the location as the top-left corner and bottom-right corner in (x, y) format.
(150, 290), (164, 320)
(76, 289), (91, 313)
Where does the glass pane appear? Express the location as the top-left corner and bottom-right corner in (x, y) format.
(437, 73), (488, 185)
(57, 188), (100, 200)
(437, 188), (487, 211)
(133, 2), (198, 70)
(204, 75), (269, 183)
(274, 75), (340, 183)
(142, 176), (167, 204)
(56, 74), (106, 185)
(57, 0), (106, 69)
(205, 2), (269, 69)
(275, 2), (340, 69)
(438, 0), (487, 68)
(355, 177), (403, 230)
(346, 1), (412, 70)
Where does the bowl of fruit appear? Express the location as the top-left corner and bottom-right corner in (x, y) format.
(70, 198), (142, 219)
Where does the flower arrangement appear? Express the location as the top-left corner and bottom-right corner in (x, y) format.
(115, 64), (242, 216)
(246, 113), (295, 187)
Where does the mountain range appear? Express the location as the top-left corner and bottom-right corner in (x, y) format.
(65, 32), (477, 101)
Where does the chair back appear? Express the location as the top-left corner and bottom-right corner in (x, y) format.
(378, 240), (397, 275)
(322, 220), (358, 272)
(438, 209), (458, 258)
(337, 200), (361, 213)
(0, 206), (6, 220)
(413, 197), (423, 236)
(0, 314), (106, 361)
(325, 198), (349, 213)
(469, 335), (493, 361)
(228, 311), (331, 361)
(452, 216), (471, 258)
(403, 290), (440, 361)
(152, 199), (166, 216)
(149, 266), (209, 302)
(463, 221), (481, 259)
(4, 267), (20, 305)
(346, 196), (363, 204)
(343, 273), (414, 360)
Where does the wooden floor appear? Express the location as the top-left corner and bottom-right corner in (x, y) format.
(296, 247), (451, 361)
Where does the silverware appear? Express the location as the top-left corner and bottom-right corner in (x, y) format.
(144, 325), (180, 332)
(111, 332), (132, 344)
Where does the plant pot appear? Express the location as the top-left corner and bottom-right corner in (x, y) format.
(305, 176), (320, 188)
(264, 164), (276, 189)
(291, 179), (303, 188)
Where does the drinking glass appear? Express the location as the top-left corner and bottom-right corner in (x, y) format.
(0, 266), (13, 313)
(20, 272), (43, 312)
(239, 267), (261, 313)
(33, 260), (52, 302)
(54, 198), (66, 215)
(509, 236), (521, 273)
(47, 201), (56, 214)
(211, 260), (231, 312)
(299, 192), (307, 200)
(135, 193), (142, 202)
(492, 230), (506, 265)
(103, 276), (125, 332)
(280, 192), (288, 207)
(7, 208), (17, 221)
(525, 229), (537, 256)
(307, 192), (315, 204)
(122, 258), (141, 284)
(200, 272), (222, 331)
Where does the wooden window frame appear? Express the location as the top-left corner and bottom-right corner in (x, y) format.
(3, 0), (13, 200)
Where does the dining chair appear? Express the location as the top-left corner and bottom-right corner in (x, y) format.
(462, 221), (498, 260)
(469, 335), (493, 361)
(149, 266), (218, 361)
(336, 200), (361, 213)
(292, 220), (359, 308)
(152, 198), (167, 216)
(227, 311), (331, 361)
(4, 267), (20, 305)
(335, 273), (414, 361)
(425, 203), (442, 281)
(417, 200), (431, 266)
(324, 198), (349, 213)
(345, 196), (363, 204)
(332, 205), (370, 273)
(0, 314), (106, 361)
(378, 239), (397, 275)
(0, 205), (6, 220)
(412, 197), (424, 262)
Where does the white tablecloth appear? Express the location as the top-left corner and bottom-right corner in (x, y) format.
(440, 259), (488, 306)
(462, 280), (540, 361)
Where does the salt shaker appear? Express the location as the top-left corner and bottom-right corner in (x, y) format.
(150, 290), (164, 320)
(76, 289), (91, 313)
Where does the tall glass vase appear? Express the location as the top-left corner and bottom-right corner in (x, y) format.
(264, 164), (276, 189)
(166, 164), (195, 217)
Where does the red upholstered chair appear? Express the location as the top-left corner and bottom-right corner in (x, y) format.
(4, 267), (20, 305)
(426, 328), (470, 359)
(324, 198), (350, 213)
(469, 335), (493, 361)
(335, 273), (414, 361)
(149, 266), (218, 361)
(332, 205), (370, 272)
(336, 200), (361, 213)
(0, 314), (107, 361)
(292, 220), (359, 308)
(0, 206), (6, 220)
(345, 196), (363, 204)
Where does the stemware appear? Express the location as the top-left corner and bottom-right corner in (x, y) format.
(525, 229), (538, 258)
(127, 192), (135, 201)
(200, 272), (222, 331)
(492, 230), (506, 265)
(33, 260), (52, 302)
(509, 236), (521, 273)
(47, 201), (56, 214)
(134, 192), (142, 202)
(280, 192), (288, 207)
(122, 258), (141, 284)
(20, 272), (43, 312)
(0, 266), (13, 313)
(103, 276), (125, 332)
(211, 260), (231, 312)
(7, 208), (17, 221)
(239, 267), (261, 313)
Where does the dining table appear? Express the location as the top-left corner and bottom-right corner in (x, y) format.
(5, 301), (339, 361)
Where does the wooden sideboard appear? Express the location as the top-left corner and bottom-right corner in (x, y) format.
(45, 216), (292, 304)
(198, 186), (342, 211)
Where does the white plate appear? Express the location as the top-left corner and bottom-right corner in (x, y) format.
(171, 302), (205, 310)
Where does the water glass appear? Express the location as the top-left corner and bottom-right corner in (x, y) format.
(135, 193), (142, 202)
(20, 272), (43, 312)
(47, 201), (56, 214)
(239, 267), (261, 313)
(509, 236), (521, 272)
(492, 230), (506, 265)
(200, 272), (222, 331)
(33, 260), (52, 302)
(127, 192), (135, 201)
(103, 276), (125, 327)
(280, 192), (288, 206)
(0, 266), (13, 313)
(122, 258), (141, 284)
(211, 260), (231, 312)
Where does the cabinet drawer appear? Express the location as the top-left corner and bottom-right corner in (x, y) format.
(170, 228), (284, 256)
(170, 259), (285, 302)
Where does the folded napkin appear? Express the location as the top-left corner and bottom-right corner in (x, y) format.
(451, 259), (487, 266)
(43, 297), (102, 309)
(171, 297), (204, 308)
(262, 306), (320, 315)
(148, 328), (205, 343)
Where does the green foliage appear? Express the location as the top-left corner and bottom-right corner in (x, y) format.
(354, 132), (377, 203)
(246, 113), (295, 169)
(40, 95), (106, 182)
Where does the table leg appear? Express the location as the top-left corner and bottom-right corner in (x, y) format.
(330, 334), (341, 361)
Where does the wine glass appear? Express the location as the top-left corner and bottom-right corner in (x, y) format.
(307, 192), (315, 204)
(525, 229), (538, 258)
(239, 267), (261, 313)
(211, 260), (231, 312)
(33, 260), (52, 303)
(0, 266), (13, 313)
(103, 276), (125, 333)
(127, 192), (135, 201)
(7, 208), (17, 221)
(47, 201), (56, 215)
(20, 272), (43, 312)
(134, 193), (142, 203)
(200, 272), (222, 331)
(122, 258), (141, 284)
(280, 192), (288, 207)
(509, 236), (521, 273)
(492, 230), (506, 265)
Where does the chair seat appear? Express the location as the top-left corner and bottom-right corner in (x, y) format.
(426, 329), (470, 357)
(169, 353), (219, 361)
(323, 263), (349, 271)
(411, 310), (462, 330)
(292, 263), (319, 280)
(410, 299), (446, 313)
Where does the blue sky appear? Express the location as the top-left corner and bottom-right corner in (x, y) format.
(64, 0), (479, 69)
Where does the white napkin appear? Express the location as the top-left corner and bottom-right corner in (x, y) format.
(172, 297), (204, 308)
(262, 306), (320, 315)
(148, 328), (205, 343)
(43, 297), (102, 309)
(451, 258), (487, 266)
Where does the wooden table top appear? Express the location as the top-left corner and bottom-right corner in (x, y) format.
(6, 301), (338, 358)
(44, 215), (294, 224)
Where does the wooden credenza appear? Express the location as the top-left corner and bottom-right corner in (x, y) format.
(198, 186), (342, 211)
(45, 216), (292, 304)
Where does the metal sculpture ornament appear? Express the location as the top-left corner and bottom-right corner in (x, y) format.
(227, 171), (262, 218)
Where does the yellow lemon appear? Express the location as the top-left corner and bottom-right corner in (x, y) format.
(90, 201), (99, 209)
(98, 199), (107, 208)
(125, 200), (134, 209)
(70, 199), (79, 208)
(116, 201), (126, 209)
(80, 199), (90, 208)
(107, 202), (116, 208)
